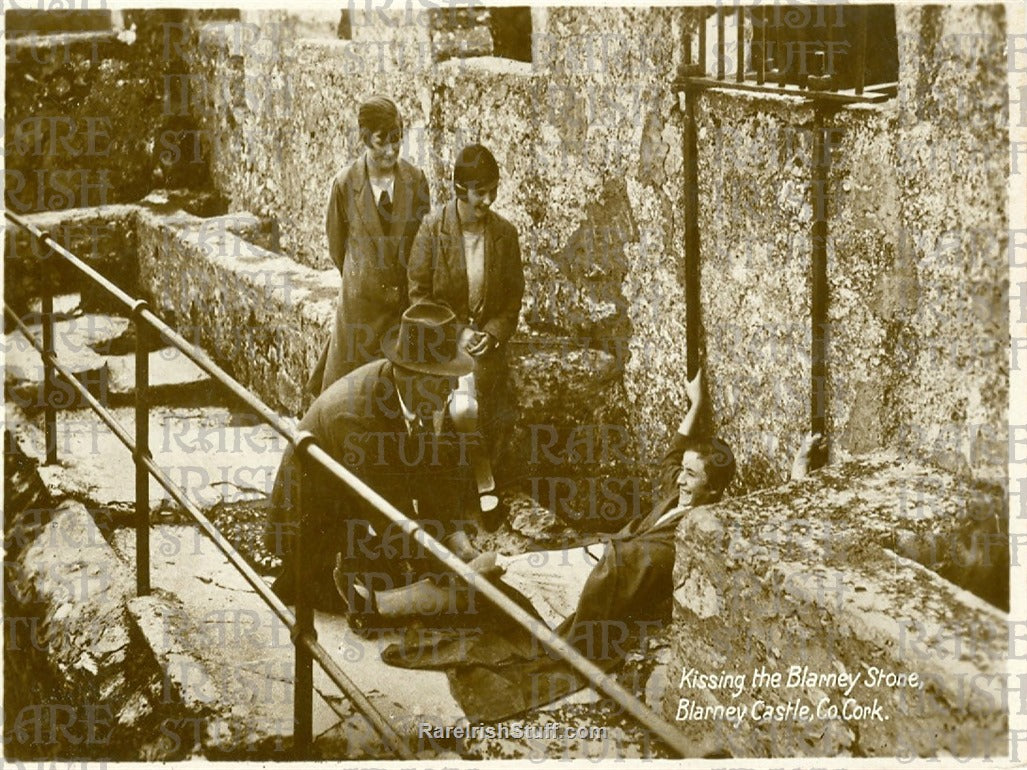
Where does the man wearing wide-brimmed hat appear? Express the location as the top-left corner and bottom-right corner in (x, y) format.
(267, 301), (491, 613)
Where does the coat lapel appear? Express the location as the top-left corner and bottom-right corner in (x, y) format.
(441, 202), (469, 316)
(482, 212), (504, 315)
(389, 161), (415, 239)
(352, 154), (385, 242)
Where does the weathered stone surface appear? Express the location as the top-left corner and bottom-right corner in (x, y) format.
(6, 499), (184, 759)
(122, 530), (299, 758)
(666, 451), (1007, 757)
(4, 7), (1009, 503)
(886, 6), (1008, 485)
(509, 337), (649, 529)
(105, 347), (212, 400)
(4, 206), (138, 315)
(4, 10), (198, 215)
(135, 204), (336, 413)
(696, 93), (814, 494)
(4, 313), (130, 410)
(693, 7), (1007, 491)
(8, 404), (287, 511)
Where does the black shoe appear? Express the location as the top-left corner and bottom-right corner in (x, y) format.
(333, 554), (379, 629)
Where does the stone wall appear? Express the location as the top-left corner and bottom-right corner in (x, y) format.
(696, 5), (1008, 491)
(133, 205), (337, 413)
(171, 5), (1007, 494)
(666, 451), (1008, 756)
(5, 32), (150, 213)
(2, 10), (218, 215)
(182, 10), (434, 268)
(7, 6), (1006, 495)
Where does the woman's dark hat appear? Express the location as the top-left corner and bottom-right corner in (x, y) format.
(453, 143), (500, 192)
(383, 302), (474, 376)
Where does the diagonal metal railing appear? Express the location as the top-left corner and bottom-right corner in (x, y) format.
(5, 208), (697, 759)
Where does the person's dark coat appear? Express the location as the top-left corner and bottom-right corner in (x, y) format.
(269, 359), (476, 604)
(308, 157), (431, 396)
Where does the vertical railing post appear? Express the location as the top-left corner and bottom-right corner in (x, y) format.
(854, 6), (867, 95)
(683, 87), (702, 379)
(776, 6), (787, 86)
(292, 431), (317, 758)
(736, 4), (745, 82)
(810, 111), (832, 440)
(39, 237), (58, 465)
(757, 6), (767, 85)
(132, 300), (151, 596)
(716, 7), (725, 80)
(698, 6), (707, 74)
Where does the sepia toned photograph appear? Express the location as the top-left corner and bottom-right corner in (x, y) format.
(3, 0), (1024, 764)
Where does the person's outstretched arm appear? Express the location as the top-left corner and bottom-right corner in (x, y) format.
(657, 369), (705, 494)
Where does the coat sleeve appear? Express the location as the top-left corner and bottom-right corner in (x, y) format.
(413, 169), (431, 223)
(326, 175), (348, 272)
(407, 211), (436, 306)
(481, 225), (524, 343)
(657, 432), (690, 501)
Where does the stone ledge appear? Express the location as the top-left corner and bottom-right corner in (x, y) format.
(4, 496), (192, 758)
(134, 204), (338, 414)
(665, 450), (1007, 758)
(10, 204), (642, 495)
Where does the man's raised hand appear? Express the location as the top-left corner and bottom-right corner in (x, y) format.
(791, 432), (827, 481)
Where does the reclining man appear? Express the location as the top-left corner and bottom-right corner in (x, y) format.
(266, 301), (497, 612)
(371, 368), (824, 721)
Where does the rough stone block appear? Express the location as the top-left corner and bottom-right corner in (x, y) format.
(666, 451), (1007, 757)
(4, 206), (138, 314)
(135, 205), (336, 414)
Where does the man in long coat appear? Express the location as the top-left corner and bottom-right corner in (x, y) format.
(307, 96), (432, 397)
(269, 302), (483, 610)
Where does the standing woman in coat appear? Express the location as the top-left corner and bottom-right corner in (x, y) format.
(307, 96), (432, 396)
(407, 144), (525, 501)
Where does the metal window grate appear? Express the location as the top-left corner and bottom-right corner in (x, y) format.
(675, 4), (898, 105)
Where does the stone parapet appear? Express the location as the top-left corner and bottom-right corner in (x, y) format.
(134, 204), (335, 414)
(4, 496), (191, 759)
(666, 450), (1007, 757)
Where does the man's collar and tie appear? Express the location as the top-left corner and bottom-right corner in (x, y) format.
(366, 159), (396, 227)
(397, 390), (449, 436)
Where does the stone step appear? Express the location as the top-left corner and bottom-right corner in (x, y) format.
(6, 401), (287, 512)
(114, 524), (461, 759)
(5, 311), (128, 403)
(5, 296), (217, 409)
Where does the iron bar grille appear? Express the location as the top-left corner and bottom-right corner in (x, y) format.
(677, 4), (898, 105)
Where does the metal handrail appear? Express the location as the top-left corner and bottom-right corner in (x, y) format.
(5, 208), (696, 758)
(1, 303), (412, 759)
